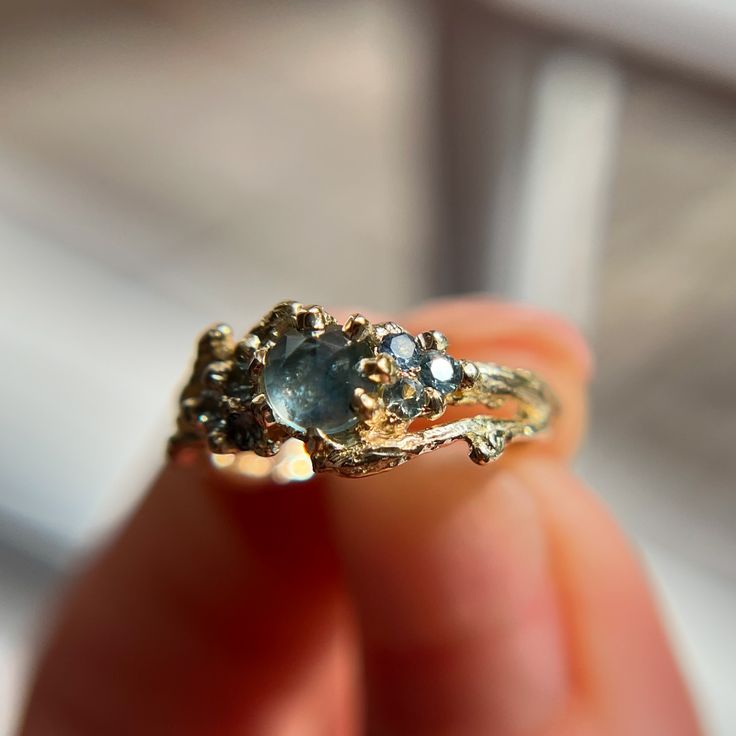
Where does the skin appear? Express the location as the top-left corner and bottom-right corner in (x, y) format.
(19, 297), (701, 735)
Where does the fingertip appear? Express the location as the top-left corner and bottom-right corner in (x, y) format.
(404, 295), (594, 382)
(402, 296), (589, 461)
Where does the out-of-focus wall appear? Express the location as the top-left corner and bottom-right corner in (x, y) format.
(581, 69), (736, 735)
(0, 0), (434, 549)
(593, 71), (736, 575)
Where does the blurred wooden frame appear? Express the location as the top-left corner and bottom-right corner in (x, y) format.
(433, 0), (736, 331)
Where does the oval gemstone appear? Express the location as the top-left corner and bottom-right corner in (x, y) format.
(264, 326), (372, 433)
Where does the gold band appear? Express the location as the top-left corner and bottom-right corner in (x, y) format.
(169, 301), (558, 479)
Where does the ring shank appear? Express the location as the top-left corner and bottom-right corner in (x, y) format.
(452, 361), (558, 441)
(304, 361), (557, 476)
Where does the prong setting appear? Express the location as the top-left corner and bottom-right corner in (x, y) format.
(305, 426), (343, 455)
(171, 300), (555, 478)
(373, 321), (404, 341)
(351, 387), (379, 420)
(359, 354), (397, 384)
(342, 313), (371, 341)
(423, 386), (445, 419)
(245, 346), (268, 380)
(295, 304), (330, 333)
(251, 393), (277, 429)
(417, 330), (448, 352)
(204, 305), (463, 450)
(235, 333), (261, 364)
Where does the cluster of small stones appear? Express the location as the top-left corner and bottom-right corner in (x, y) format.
(180, 332), (269, 456)
(377, 328), (463, 424)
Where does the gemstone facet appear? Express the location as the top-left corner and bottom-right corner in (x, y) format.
(380, 332), (420, 370)
(383, 377), (425, 420)
(264, 326), (372, 433)
(420, 351), (461, 396)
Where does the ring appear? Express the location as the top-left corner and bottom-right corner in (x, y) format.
(169, 301), (558, 479)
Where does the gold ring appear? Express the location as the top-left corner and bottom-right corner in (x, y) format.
(169, 301), (558, 480)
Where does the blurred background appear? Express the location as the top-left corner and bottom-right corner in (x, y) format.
(1, 0), (735, 732)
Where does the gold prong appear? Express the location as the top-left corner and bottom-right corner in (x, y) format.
(251, 393), (276, 428)
(423, 387), (445, 419)
(269, 301), (303, 324)
(305, 426), (326, 453)
(291, 302), (308, 323)
(374, 321), (405, 340)
(351, 387), (379, 419)
(432, 331), (449, 351)
(342, 313), (371, 340)
(417, 330), (449, 352)
(247, 347), (268, 379)
(460, 360), (479, 387)
(296, 305), (328, 333)
(416, 331), (431, 350)
(284, 300), (303, 314)
(305, 426), (342, 454)
(235, 333), (261, 363)
(359, 354), (397, 384)
(307, 306), (328, 331)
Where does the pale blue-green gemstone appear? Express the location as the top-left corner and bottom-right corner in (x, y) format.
(264, 326), (371, 433)
(420, 350), (461, 396)
(384, 377), (425, 420)
(380, 332), (419, 369)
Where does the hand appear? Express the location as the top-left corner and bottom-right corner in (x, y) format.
(19, 298), (700, 735)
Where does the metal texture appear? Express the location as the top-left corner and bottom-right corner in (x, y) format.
(169, 301), (558, 479)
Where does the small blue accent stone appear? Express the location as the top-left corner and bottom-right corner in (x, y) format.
(420, 351), (461, 396)
(380, 332), (419, 370)
(384, 377), (425, 420)
(264, 326), (372, 433)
